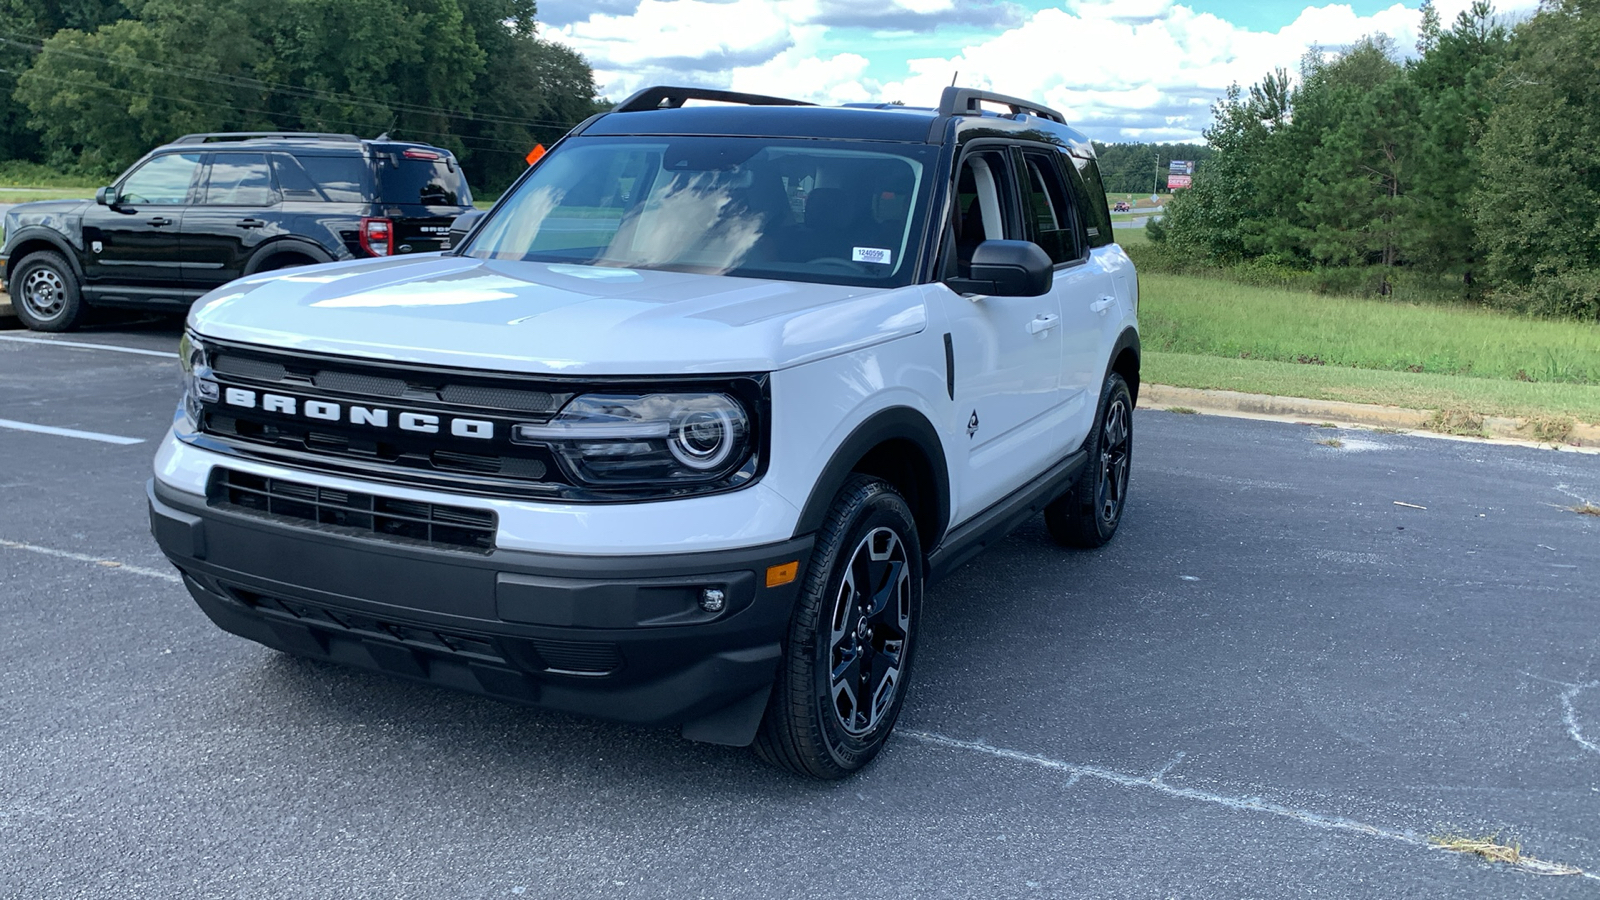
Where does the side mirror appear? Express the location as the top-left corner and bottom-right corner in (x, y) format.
(447, 209), (485, 251)
(95, 186), (114, 206)
(947, 239), (1054, 297)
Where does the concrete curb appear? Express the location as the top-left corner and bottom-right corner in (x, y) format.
(1143, 383), (1600, 451)
(0, 290), (12, 320)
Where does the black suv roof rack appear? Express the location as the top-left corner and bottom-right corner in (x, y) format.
(171, 132), (362, 145)
(938, 87), (1066, 125)
(612, 86), (813, 113)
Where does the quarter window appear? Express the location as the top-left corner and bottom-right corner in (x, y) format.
(118, 153), (202, 205)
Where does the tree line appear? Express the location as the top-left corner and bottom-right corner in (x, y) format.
(1091, 141), (1214, 195)
(0, 0), (600, 193)
(1150, 0), (1600, 321)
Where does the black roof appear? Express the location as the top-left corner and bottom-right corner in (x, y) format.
(580, 85), (1096, 156)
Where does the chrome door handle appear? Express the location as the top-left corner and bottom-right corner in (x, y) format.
(1090, 297), (1115, 315)
(1026, 313), (1060, 334)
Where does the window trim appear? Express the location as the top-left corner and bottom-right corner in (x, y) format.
(938, 139), (1027, 280)
(198, 151), (282, 208)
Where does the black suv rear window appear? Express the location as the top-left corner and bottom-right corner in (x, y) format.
(379, 156), (468, 207)
(273, 154), (370, 203)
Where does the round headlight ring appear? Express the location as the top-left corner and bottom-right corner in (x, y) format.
(669, 407), (736, 471)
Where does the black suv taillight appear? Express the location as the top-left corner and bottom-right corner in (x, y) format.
(360, 217), (393, 257)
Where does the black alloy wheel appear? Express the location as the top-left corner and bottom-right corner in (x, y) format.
(755, 475), (923, 779)
(11, 251), (85, 332)
(1045, 373), (1133, 548)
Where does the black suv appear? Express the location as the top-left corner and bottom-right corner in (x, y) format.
(0, 132), (474, 331)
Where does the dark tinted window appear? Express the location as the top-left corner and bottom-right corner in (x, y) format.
(379, 156), (468, 207)
(296, 155), (369, 203)
(1020, 151), (1081, 264)
(950, 148), (1020, 277)
(271, 154), (325, 201)
(204, 153), (277, 206)
(1066, 152), (1114, 248)
(119, 152), (202, 205)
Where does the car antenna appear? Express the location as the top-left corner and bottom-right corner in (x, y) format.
(950, 71), (959, 86)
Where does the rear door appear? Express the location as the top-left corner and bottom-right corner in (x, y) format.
(377, 149), (472, 253)
(80, 151), (203, 290)
(180, 152), (282, 290)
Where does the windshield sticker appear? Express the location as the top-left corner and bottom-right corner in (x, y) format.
(852, 247), (893, 266)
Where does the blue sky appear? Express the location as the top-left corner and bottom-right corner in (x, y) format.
(545, 1), (1535, 143)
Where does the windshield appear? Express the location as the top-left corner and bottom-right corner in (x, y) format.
(464, 137), (934, 288)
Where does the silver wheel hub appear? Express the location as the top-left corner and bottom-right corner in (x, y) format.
(21, 267), (67, 319)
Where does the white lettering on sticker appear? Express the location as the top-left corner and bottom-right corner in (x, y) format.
(399, 413), (439, 434)
(305, 400), (340, 421)
(224, 388), (256, 409)
(852, 247), (892, 266)
(349, 406), (389, 428)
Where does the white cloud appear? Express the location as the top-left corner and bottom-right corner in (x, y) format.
(552, 0), (1542, 141)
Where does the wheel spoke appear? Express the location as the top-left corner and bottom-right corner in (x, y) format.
(826, 525), (914, 737)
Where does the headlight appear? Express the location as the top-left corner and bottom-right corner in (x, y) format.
(178, 332), (217, 428)
(514, 393), (752, 486)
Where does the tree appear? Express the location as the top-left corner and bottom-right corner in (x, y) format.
(0, 0), (129, 162)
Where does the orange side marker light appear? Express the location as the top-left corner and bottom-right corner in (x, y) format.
(766, 561), (799, 588)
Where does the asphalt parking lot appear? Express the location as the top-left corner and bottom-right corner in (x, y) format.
(2, 316), (1598, 899)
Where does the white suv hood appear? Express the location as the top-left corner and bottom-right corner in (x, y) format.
(189, 255), (927, 374)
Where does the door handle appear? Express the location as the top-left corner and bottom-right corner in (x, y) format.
(1026, 313), (1060, 335)
(1090, 297), (1116, 315)
(149, 217), (174, 227)
(236, 218), (265, 229)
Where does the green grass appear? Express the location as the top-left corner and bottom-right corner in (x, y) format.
(1146, 351), (1600, 424)
(0, 187), (95, 202)
(1113, 227), (1151, 247)
(1140, 273), (1600, 385)
(0, 161), (100, 189)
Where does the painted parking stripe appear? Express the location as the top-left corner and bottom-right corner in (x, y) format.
(0, 334), (176, 358)
(0, 417), (145, 445)
(0, 539), (181, 583)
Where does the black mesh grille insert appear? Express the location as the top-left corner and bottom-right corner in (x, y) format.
(209, 468), (496, 553)
(230, 587), (508, 664)
(213, 354), (287, 382)
(313, 370), (407, 397)
(439, 384), (555, 412)
(529, 638), (622, 674)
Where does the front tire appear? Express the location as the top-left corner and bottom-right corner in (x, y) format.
(755, 475), (922, 779)
(11, 251), (85, 332)
(1045, 373), (1133, 548)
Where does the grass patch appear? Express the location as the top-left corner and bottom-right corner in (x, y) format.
(0, 161), (100, 189)
(1114, 227), (1151, 247)
(0, 187), (95, 202)
(1426, 407), (1488, 437)
(1165, 406), (1198, 414)
(1139, 273), (1600, 384)
(1145, 352), (1600, 424)
(1428, 834), (1522, 865)
(1318, 437), (1344, 447)
(1520, 415), (1575, 443)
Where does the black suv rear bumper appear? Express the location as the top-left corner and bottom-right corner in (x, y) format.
(147, 479), (811, 745)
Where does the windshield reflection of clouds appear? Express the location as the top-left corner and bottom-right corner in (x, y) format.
(614, 174), (763, 274)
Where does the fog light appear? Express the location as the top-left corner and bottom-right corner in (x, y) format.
(699, 587), (726, 612)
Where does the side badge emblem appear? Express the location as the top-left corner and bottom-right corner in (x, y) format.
(966, 411), (980, 439)
(91, 241), (103, 253)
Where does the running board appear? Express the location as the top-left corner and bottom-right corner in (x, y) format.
(926, 450), (1087, 584)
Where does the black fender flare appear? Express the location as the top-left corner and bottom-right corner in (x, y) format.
(1103, 327), (1141, 405)
(791, 406), (951, 552)
(242, 238), (334, 275)
(4, 227), (86, 281)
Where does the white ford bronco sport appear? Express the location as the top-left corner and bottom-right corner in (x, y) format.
(148, 86), (1140, 779)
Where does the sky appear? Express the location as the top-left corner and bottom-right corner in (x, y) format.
(540, 0), (1538, 144)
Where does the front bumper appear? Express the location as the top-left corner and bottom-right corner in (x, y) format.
(148, 478), (813, 745)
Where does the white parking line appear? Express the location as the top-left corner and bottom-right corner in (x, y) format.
(901, 729), (1594, 879)
(0, 418), (145, 445)
(0, 334), (176, 358)
(0, 539), (182, 583)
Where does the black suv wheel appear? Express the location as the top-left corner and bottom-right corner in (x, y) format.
(1045, 373), (1133, 548)
(10, 251), (85, 332)
(755, 475), (922, 779)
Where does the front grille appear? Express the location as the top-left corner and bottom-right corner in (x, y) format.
(209, 468), (496, 553)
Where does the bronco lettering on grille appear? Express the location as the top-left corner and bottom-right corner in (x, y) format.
(221, 388), (494, 439)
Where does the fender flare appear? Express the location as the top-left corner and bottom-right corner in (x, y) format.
(791, 406), (951, 551)
(4, 227), (86, 280)
(1103, 327), (1141, 404)
(242, 238), (335, 275)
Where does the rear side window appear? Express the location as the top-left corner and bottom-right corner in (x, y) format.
(1019, 151), (1082, 264)
(379, 155), (469, 207)
(204, 153), (277, 206)
(289, 155), (370, 203)
(1065, 152), (1114, 248)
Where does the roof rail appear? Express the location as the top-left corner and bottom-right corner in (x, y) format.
(938, 87), (1065, 125)
(612, 86), (813, 113)
(171, 132), (362, 145)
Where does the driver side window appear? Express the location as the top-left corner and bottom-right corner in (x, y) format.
(118, 153), (202, 205)
(947, 149), (1018, 278)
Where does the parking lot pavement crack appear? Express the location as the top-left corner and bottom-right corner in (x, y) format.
(1151, 751), (1185, 783)
(0, 539), (181, 583)
(1559, 681), (1600, 758)
(900, 729), (1598, 881)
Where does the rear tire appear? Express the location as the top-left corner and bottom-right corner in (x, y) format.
(754, 475), (922, 779)
(1045, 373), (1133, 548)
(11, 251), (84, 332)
